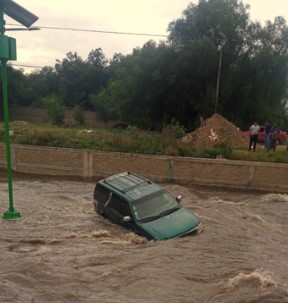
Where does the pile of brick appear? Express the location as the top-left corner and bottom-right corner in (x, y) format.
(182, 113), (248, 148)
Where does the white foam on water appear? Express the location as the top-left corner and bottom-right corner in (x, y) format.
(225, 269), (278, 291)
(261, 193), (288, 203)
(207, 197), (237, 205)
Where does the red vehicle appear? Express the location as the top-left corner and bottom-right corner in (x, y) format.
(243, 126), (287, 145)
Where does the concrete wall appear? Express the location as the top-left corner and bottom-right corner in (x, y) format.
(6, 105), (119, 128)
(1, 144), (287, 193)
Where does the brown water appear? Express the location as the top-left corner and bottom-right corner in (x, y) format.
(1, 175), (288, 303)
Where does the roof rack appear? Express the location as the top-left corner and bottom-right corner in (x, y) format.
(104, 171), (152, 194)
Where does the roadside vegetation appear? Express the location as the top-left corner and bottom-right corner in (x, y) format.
(0, 122), (287, 164)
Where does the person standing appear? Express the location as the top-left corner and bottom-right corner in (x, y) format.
(267, 130), (279, 151)
(267, 123), (279, 151)
(249, 121), (260, 151)
(264, 122), (271, 149)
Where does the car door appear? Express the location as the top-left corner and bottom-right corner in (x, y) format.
(107, 194), (136, 231)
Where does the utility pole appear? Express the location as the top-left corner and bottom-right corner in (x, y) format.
(215, 39), (226, 113)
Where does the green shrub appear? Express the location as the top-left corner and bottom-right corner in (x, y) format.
(47, 97), (65, 125)
(201, 142), (233, 159)
(74, 105), (85, 125)
(162, 118), (187, 139)
(126, 125), (140, 138)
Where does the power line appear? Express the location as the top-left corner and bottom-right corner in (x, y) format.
(7, 23), (169, 38)
(8, 23), (170, 70)
(6, 23), (243, 71)
(9, 63), (43, 69)
(7, 23), (242, 44)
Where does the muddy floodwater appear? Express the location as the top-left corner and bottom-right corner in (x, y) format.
(1, 174), (288, 303)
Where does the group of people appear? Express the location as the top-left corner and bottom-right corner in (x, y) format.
(249, 121), (279, 152)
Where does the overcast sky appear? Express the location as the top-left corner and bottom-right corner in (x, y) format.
(5, 0), (288, 73)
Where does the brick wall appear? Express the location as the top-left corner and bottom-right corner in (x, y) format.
(7, 105), (119, 128)
(1, 144), (287, 193)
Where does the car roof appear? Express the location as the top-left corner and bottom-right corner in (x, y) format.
(99, 172), (162, 201)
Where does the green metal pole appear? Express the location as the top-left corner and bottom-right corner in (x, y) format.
(0, 4), (20, 219)
(2, 59), (20, 219)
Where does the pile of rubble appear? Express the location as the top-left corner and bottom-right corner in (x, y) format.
(182, 113), (248, 148)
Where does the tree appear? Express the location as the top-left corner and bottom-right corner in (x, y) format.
(54, 50), (109, 110)
(3, 66), (36, 106)
(54, 52), (86, 108)
(167, 0), (288, 129)
(27, 66), (60, 106)
(224, 16), (288, 127)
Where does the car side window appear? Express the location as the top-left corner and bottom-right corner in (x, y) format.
(94, 184), (110, 204)
(109, 194), (132, 218)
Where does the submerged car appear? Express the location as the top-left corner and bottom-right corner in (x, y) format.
(93, 171), (201, 240)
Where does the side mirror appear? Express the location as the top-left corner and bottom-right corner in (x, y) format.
(176, 195), (182, 202)
(123, 216), (131, 222)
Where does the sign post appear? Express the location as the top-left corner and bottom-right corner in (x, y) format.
(0, 0), (38, 219)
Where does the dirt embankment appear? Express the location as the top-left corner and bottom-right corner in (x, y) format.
(182, 113), (248, 148)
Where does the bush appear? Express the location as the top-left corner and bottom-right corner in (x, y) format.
(47, 97), (65, 125)
(74, 105), (85, 125)
(162, 118), (187, 139)
(201, 142), (233, 159)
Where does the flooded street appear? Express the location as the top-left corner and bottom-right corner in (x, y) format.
(1, 174), (288, 303)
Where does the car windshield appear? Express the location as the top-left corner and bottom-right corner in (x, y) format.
(131, 190), (180, 222)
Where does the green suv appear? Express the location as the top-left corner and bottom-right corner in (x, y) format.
(93, 172), (201, 240)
